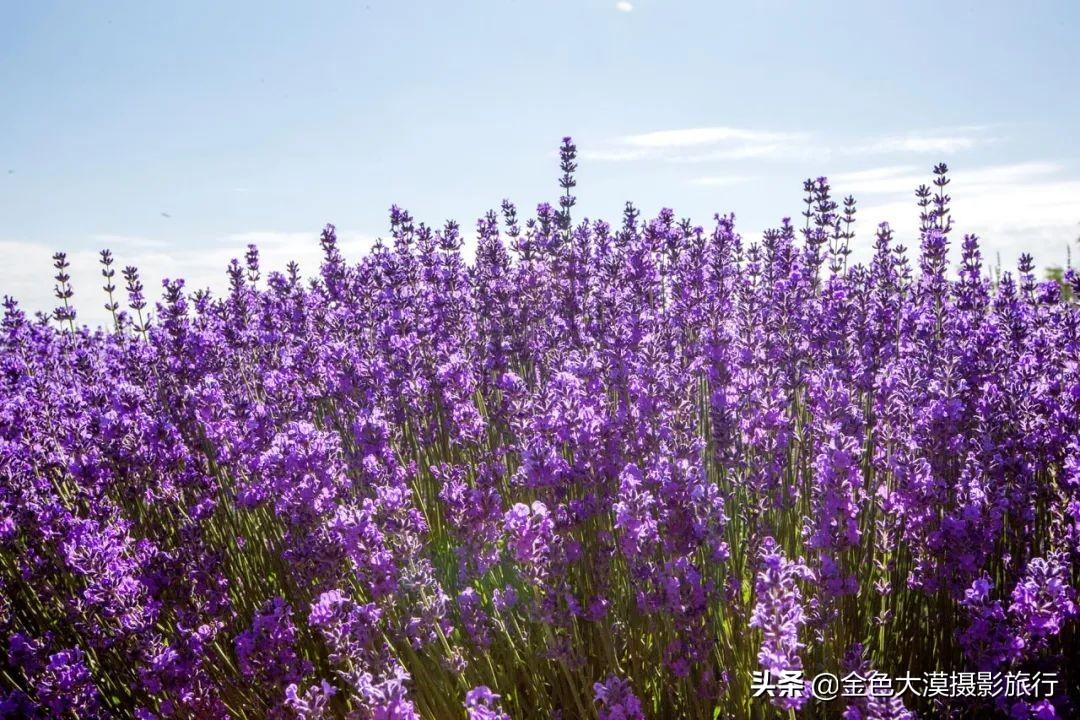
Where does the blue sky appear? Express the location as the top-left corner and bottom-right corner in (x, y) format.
(3, 1), (1079, 326)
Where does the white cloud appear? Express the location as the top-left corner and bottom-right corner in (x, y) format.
(584, 126), (813, 163)
(615, 1), (634, 12)
(624, 127), (785, 149)
(587, 124), (996, 165)
(89, 233), (169, 250)
(579, 148), (651, 162)
(847, 127), (995, 156)
(2, 229), (376, 329)
(689, 175), (752, 187)
(828, 165), (921, 193)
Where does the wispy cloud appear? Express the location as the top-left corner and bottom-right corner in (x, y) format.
(615, 1), (634, 12)
(689, 175), (752, 187)
(587, 124), (997, 165)
(624, 127), (779, 149)
(846, 126), (995, 156)
(584, 126), (813, 163)
(88, 233), (169, 250)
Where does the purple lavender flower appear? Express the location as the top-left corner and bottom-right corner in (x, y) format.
(282, 680), (336, 720)
(503, 501), (554, 578)
(593, 675), (645, 720)
(234, 597), (311, 689)
(1009, 553), (1077, 653)
(1, 143), (1075, 719)
(464, 686), (510, 720)
(33, 647), (102, 718)
(749, 538), (814, 711)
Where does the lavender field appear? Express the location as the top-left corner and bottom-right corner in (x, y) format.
(0, 140), (1077, 719)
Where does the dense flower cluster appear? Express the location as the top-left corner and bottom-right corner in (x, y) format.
(749, 538), (814, 711)
(1, 140), (1077, 718)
